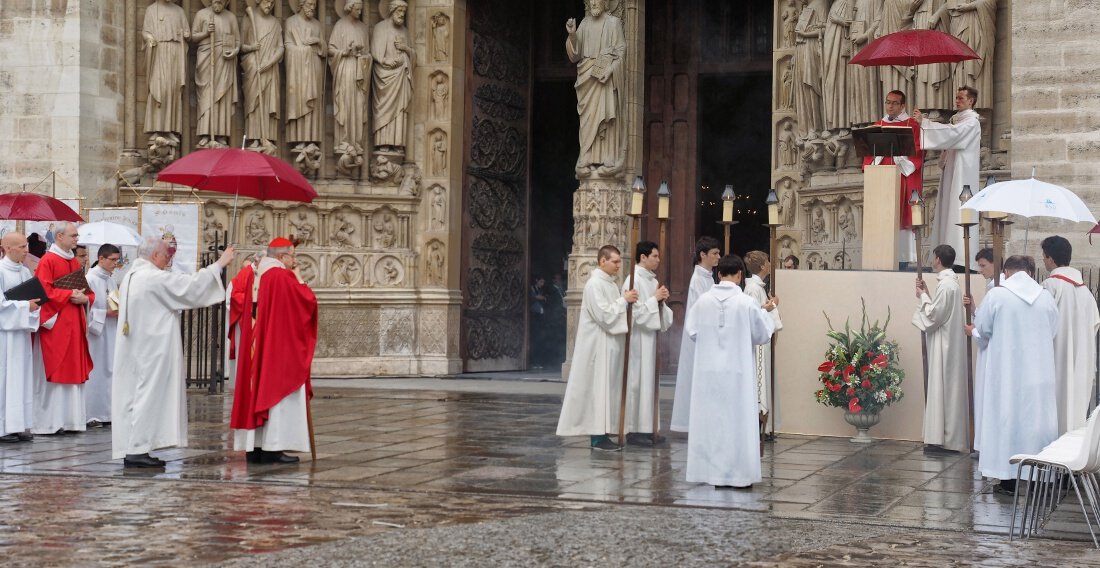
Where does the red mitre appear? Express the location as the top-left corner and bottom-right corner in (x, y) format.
(268, 237), (294, 248)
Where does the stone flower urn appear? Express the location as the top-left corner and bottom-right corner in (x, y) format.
(843, 410), (880, 444)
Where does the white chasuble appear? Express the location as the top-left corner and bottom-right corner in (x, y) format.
(685, 282), (774, 486)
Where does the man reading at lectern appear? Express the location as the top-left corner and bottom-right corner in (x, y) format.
(862, 90), (922, 266)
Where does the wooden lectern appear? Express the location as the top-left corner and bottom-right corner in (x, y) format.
(853, 126), (916, 270)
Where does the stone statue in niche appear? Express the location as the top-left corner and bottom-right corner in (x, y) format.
(878, 0), (918, 99)
(807, 252), (827, 270)
(430, 132), (448, 176)
(780, 0), (798, 49)
(292, 142), (322, 177)
(777, 121), (799, 169)
(202, 208), (225, 244)
(331, 213), (357, 247)
(285, 0), (327, 147)
(429, 187), (446, 230)
(838, 205), (858, 243)
(430, 74), (450, 121)
(426, 241), (445, 285)
(329, 0), (371, 172)
(142, 0), (190, 138)
(793, 0), (826, 137)
(372, 0), (416, 154)
(823, 129), (853, 171)
(778, 58), (793, 111)
(370, 155), (405, 184)
(288, 210), (316, 246)
(241, 0), (283, 149)
(399, 165), (422, 197)
(821, 0), (851, 131)
(848, 0), (881, 124)
(430, 13), (450, 63)
(810, 207), (829, 244)
(377, 257), (403, 286)
(190, 0), (240, 149)
(245, 211), (271, 245)
(799, 132), (828, 177)
(777, 178), (796, 227)
(913, 0), (950, 110)
(332, 256), (361, 286)
(565, 0), (626, 178)
(940, 0), (997, 104)
(373, 211), (398, 248)
(297, 255), (317, 284)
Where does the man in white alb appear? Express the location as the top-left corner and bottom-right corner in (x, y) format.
(670, 237), (719, 433)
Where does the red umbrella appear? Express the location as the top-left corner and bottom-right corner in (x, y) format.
(850, 29), (979, 68)
(0, 192), (84, 222)
(1088, 223), (1100, 245)
(157, 148), (317, 203)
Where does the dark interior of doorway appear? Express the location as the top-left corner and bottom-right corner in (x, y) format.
(528, 80), (577, 370)
(696, 73), (772, 258)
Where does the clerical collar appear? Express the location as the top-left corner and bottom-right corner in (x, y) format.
(89, 265), (111, 279)
(882, 111), (910, 122)
(635, 266), (656, 279)
(952, 109), (978, 123)
(48, 243), (75, 260)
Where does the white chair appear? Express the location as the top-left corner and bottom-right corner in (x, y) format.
(1009, 409), (1100, 547)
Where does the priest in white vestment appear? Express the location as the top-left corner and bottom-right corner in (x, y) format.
(685, 255), (775, 488)
(914, 87), (981, 269)
(743, 251), (782, 433)
(557, 245), (638, 451)
(964, 248), (996, 452)
(111, 238), (233, 467)
(670, 237), (720, 432)
(0, 233), (42, 443)
(619, 241), (672, 446)
(84, 245), (121, 425)
(1040, 236), (1100, 433)
(912, 245), (969, 453)
(968, 256), (1059, 492)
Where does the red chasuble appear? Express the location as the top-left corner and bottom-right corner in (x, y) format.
(230, 266), (318, 430)
(227, 265), (254, 360)
(861, 117), (923, 229)
(35, 251), (94, 384)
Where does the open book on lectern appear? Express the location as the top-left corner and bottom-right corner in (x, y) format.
(851, 125), (916, 158)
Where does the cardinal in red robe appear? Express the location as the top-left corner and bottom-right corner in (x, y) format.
(230, 237), (318, 464)
(33, 223), (94, 433)
(861, 90), (923, 262)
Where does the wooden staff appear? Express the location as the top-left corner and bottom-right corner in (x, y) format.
(617, 218), (641, 446)
(992, 218), (1005, 287)
(961, 222), (976, 452)
(653, 216), (668, 442)
(307, 394), (317, 461)
(767, 224), (778, 440)
(915, 225), (929, 400)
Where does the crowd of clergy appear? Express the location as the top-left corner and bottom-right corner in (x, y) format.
(556, 233), (1099, 492)
(0, 226), (318, 468)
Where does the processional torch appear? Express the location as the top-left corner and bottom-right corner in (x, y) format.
(764, 189), (781, 447)
(958, 184), (978, 453)
(653, 181), (671, 443)
(910, 189), (930, 400)
(618, 177), (645, 446)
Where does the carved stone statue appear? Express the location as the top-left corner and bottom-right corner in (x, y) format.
(285, 0), (326, 145)
(565, 0), (626, 178)
(288, 210), (315, 245)
(245, 211), (270, 245)
(429, 187), (446, 230)
(793, 0), (827, 137)
(146, 133), (180, 171)
(810, 207), (829, 244)
(430, 132), (448, 176)
(399, 165), (422, 196)
(329, 0), (371, 168)
(241, 0), (283, 147)
(431, 74), (450, 121)
(822, 0), (851, 130)
(777, 121), (799, 169)
(910, 0), (950, 110)
(297, 255), (317, 284)
(142, 0), (190, 137)
(336, 144), (365, 177)
(370, 155), (404, 184)
(848, 0), (881, 124)
(778, 59), (794, 111)
(202, 208), (225, 245)
(943, 0), (997, 104)
(838, 205), (858, 242)
(780, 0), (798, 49)
(426, 241), (445, 285)
(778, 178), (796, 226)
(430, 13), (450, 63)
(372, 0), (416, 153)
(292, 142), (322, 177)
(331, 213), (357, 247)
(798, 131), (827, 177)
(190, 0), (240, 148)
(373, 211), (397, 248)
(377, 258), (402, 285)
(332, 256), (360, 286)
(879, 1), (922, 99)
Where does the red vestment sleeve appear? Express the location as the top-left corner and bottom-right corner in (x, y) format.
(229, 268), (317, 430)
(860, 118), (923, 229)
(227, 266), (254, 359)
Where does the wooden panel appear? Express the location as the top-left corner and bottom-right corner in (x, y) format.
(861, 165), (902, 270)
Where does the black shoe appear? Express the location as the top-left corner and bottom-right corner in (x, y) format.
(246, 449), (264, 464)
(123, 454), (166, 468)
(0, 434), (20, 443)
(591, 438), (622, 452)
(715, 484), (753, 490)
(87, 420), (102, 428)
(16, 432), (33, 442)
(995, 479), (1017, 495)
(923, 444), (960, 456)
(626, 433), (667, 447)
(261, 451), (300, 464)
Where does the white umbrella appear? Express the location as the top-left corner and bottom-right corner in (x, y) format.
(78, 221), (141, 247)
(962, 177), (1097, 224)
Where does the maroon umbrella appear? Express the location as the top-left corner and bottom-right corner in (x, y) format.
(157, 148), (317, 203)
(1089, 223), (1100, 245)
(849, 29), (980, 68)
(0, 192), (84, 222)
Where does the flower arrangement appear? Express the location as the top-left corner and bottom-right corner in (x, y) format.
(814, 299), (905, 414)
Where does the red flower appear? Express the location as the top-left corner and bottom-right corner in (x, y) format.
(873, 354), (888, 368)
(818, 361), (835, 373)
(885, 390), (893, 399)
(843, 365), (855, 381)
(827, 381), (842, 393)
(866, 351), (873, 358)
(849, 398), (862, 413)
(860, 365), (871, 375)
(861, 379), (872, 389)
(847, 387), (856, 396)
(816, 390), (824, 398)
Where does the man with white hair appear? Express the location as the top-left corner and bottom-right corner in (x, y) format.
(231, 237), (317, 464)
(111, 237), (233, 467)
(33, 222), (93, 434)
(0, 233), (41, 443)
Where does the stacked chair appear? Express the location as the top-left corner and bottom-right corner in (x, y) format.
(1009, 409), (1100, 547)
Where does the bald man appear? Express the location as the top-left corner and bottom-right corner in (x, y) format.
(0, 233), (42, 442)
(33, 222), (94, 434)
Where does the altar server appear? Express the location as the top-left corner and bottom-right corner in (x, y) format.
(620, 241), (672, 446)
(0, 233), (41, 443)
(84, 244), (122, 426)
(670, 237), (720, 432)
(743, 251), (782, 431)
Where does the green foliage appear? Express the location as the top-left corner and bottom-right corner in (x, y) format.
(814, 299), (905, 414)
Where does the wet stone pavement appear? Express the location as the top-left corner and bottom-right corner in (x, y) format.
(1, 381), (1098, 566)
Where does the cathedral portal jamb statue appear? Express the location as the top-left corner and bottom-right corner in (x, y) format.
(565, 0), (626, 179)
